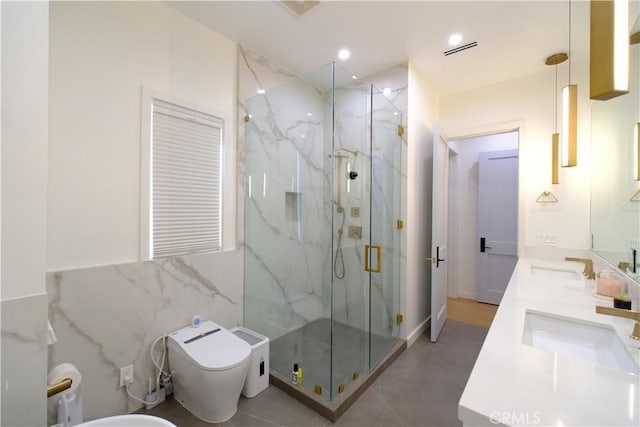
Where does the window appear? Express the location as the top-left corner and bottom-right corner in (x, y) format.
(147, 97), (223, 258)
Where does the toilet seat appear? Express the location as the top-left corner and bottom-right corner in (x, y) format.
(168, 320), (251, 371)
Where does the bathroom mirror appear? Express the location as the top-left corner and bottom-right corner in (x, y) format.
(590, 15), (640, 282)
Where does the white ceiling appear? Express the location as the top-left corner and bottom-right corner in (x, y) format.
(167, 1), (637, 96)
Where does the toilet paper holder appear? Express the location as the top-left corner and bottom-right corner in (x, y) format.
(47, 378), (72, 398)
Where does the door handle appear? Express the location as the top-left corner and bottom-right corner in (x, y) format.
(480, 237), (492, 252)
(365, 245), (381, 273)
(436, 246), (446, 268)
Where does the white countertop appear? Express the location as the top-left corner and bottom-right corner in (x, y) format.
(458, 258), (640, 427)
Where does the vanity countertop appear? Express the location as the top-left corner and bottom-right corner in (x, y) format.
(458, 257), (640, 427)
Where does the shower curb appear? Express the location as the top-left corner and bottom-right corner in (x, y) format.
(269, 339), (407, 422)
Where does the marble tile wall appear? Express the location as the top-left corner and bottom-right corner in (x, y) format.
(43, 47), (410, 423)
(240, 45), (408, 345)
(1, 294), (48, 426)
(241, 48), (331, 340)
(46, 249), (243, 422)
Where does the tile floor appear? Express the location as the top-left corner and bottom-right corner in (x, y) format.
(269, 317), (397, 402)
(140, 320), (488, 426)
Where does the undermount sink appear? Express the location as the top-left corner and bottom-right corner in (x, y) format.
(530, 266), (582, 281)
(77, 415), (176, 427)
(522, 310), (639, 374)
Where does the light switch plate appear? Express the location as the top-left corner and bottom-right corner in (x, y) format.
(537, 233), (557, 246)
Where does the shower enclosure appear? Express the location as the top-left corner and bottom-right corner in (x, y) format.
(243, 62), (403, 407)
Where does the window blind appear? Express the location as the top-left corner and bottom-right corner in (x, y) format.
(151, 98), (223, 258)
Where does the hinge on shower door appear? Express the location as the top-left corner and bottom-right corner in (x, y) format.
(397, 125), (405, 137)
(396, 314), (404, 325)
(396, 219), (404, 230)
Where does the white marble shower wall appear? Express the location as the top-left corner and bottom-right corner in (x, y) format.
(240, 47), (330, 340)
(46, 251), (243, 423)
(240, 46), (409, 340)
(330, 84), (371, 330)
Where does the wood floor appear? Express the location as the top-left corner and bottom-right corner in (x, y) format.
(447, 297), (498, 328)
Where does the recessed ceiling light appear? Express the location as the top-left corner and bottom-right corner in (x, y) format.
(448, 33), (463, 46)
(338, 48), (351, 60)
(306, 112), (313, 116)
(257, 88), (266, 94)
(352, 75), (358, 80)
(383, 87), (392, 97)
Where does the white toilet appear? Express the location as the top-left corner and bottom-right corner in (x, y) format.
(167, 320), (251, 423)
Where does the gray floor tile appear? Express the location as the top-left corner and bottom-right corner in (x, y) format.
(139, 319), (487, 427)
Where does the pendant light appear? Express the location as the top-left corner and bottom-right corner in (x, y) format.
(590, 0), (629, 100)
(546, 53), (568, 184)
(562, 0), (577, 167)
(635, 122), (639, 181)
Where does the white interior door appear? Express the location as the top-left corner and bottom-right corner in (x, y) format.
(430, 125), (449, 342)
(477, 149), (518, 305)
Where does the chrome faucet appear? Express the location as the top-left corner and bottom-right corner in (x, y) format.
(595, 306), (640, 341)
(565, 257), (595, 280)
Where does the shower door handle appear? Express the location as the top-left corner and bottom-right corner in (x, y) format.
(365, 245), (381, 273)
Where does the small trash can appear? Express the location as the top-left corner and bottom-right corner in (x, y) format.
(231, 327), (269, 398)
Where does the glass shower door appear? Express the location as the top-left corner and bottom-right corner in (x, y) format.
(369, 86), (402, 370)
(329, 67), (371, 400)
(243, 63), (334, 399)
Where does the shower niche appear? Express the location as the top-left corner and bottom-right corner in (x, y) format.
(242, 61), (404, 419)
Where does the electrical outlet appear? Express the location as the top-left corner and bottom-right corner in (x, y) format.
(120, 365), (134, 387)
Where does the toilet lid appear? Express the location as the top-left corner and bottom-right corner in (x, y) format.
(168, 320), (251, 371)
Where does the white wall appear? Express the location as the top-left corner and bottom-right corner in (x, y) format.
(441, 60), (592, 256)
(1, 2), (49, 425)
(48, 1), (238, 271)
(46, 2), (243, 420)
(2, 0), (48, 299)
(449, 132), (519, 299)
(405, 63), (439, 344)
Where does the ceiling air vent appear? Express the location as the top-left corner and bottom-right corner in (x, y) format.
(443, 41), (478, 57)
(280, 1), (319, 17)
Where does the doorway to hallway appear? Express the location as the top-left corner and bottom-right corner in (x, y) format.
(447, 130), (519, 306)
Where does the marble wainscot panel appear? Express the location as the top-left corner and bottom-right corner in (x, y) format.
(1, 293), (48, 427)
(46, 250), (242, 422)
(240, 47), (330, 340)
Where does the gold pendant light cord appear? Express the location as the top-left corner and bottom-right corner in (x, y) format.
(555, 64), (558, 133)
(568, 0), (572, 84)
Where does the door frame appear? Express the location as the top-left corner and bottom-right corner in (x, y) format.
(448, 122), (525, 260)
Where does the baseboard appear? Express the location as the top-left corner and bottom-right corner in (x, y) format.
(407, 316), (430, 347)
(458, 290), (476, 300)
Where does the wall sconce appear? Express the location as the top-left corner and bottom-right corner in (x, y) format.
(552, 134), (560, 184)
(546, 53), (567, 182)
(562, 0), (577, 167)
(590, 0), (629, 100)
